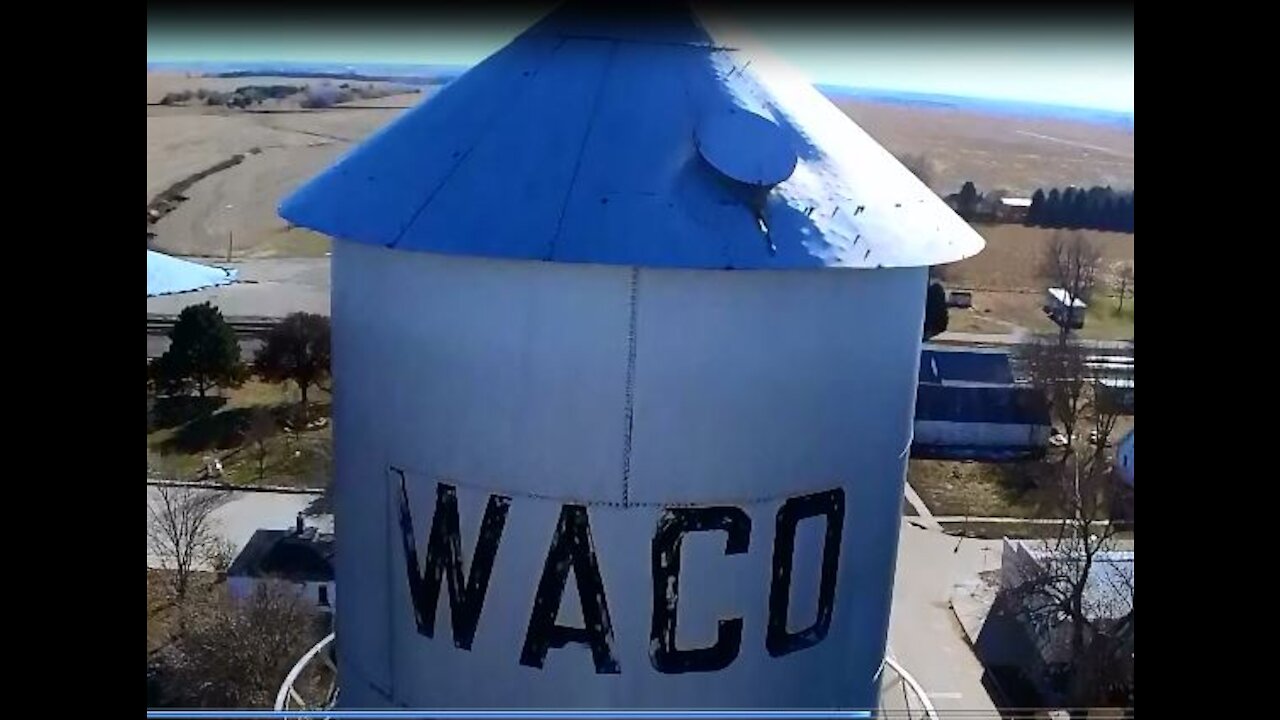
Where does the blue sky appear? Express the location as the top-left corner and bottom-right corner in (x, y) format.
(147, 11), (1134, 113)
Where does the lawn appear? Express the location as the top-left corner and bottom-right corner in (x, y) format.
(147, 379), (332, 488)
(932, 222), (1135, 340)
(1078, 295), (1134, 340)
(908, 422), (1133, 521)
(942, 289), (1133, 340)
(940, 520), (1134, 541)
(907, 459), (1063, 518)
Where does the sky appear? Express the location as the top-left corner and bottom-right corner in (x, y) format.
(147, 8), (1134, 113)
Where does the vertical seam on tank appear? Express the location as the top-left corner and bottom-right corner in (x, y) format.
(621, 265), (640, 506)
(386, 464), (399, 699)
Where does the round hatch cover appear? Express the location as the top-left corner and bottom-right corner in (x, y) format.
(695, 108), (798, 187)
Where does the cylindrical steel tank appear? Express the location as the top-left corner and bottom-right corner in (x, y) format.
(280, 2), (983, 711)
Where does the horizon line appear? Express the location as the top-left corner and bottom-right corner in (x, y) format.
(146, 58), (1134, 117)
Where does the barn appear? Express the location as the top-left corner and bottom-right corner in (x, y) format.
(913, 345), (1051, 460)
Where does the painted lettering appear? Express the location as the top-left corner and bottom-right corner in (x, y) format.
(520, 504), (621, 674)
(397, 478), (510, 650)
(650, 506), (751, 674)
(766, 488), (846, 657)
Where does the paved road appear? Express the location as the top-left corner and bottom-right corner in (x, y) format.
(146, 257), (330, 318)
(932, 330), (1133, 351)
(888, 525), (1003, 717)
(148, 334), (262, 360)
(146, 484), (332, 570)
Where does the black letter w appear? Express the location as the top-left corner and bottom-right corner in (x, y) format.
(397, 475), (511, 650)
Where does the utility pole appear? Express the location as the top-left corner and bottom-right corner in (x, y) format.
(227, 230), (233, 262)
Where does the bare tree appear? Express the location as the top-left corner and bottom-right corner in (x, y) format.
(1004, 450), (1134, 714)
(1005, 335), (1133, 715)
(161, 581), (319, 708)
(1018, 336), (1090, 450)
(246, 407), (276, 480)
(1041, 231), (1103, 338)
(897, 152), (938, 191)
(1110, 261), (1134, 316)
(147, 486), (228, 604)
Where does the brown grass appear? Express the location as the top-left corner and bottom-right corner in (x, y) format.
(146, 73), (1134, 284)
(908, 459), (1061, 518)
(948, 224), (1135, 293)
(834, 96), (1134, 196)
(147, 569), (225, 655)
(146, 72), (429, 257)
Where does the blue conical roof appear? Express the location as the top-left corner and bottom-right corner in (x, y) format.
(279, 2), (984, 270)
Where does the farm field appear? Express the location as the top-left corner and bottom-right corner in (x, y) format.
(146, 72), (1134, 328)
(833, 97), (1134, 196)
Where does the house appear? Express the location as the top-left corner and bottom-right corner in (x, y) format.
(1044, 288), (1087, 329)
(912, 345), (1051, 460)
(227, 514), (335, 613)
(1111, 429), (1134, 522)
(1114, 430), (1133, 488)
(997, 197), (1032, 223)
(977, 539), (1134, 708)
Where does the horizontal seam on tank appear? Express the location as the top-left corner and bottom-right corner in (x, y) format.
(388, 464), (842, 508)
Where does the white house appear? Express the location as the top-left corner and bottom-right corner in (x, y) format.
(986, 539), (1134, 706)
(1115, 429), (1134, 488)
(227, 514), (335, 613)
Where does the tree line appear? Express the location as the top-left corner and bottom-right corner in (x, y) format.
(149, 302), (331, 410)
(158, 83), (420, 109)
(1027, 186), (1133, 233)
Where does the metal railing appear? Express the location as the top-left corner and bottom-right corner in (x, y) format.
(274, 632), (338, 712)
(275, 637), (936, 719)
(880, 652), (941, 720)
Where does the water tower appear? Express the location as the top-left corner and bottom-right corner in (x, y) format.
(279, 2), (983, 711)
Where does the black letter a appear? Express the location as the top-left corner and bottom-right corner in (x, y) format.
(397, 473), (510, 650)
(520, 504), (620, 674)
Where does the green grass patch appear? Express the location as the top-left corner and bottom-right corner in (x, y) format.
(147, 380), (332, 488)
(1078, 294), (1134, 340)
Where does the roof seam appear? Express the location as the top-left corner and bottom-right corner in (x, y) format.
(541, 34), (738, 51)
(388, 38), (568, 249)
(547, 40), (620, 258)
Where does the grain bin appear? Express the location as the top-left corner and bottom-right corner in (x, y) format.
(279, 2), (983, 710)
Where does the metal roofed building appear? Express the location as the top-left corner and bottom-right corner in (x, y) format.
(227, 515), (336, 613)
(146, 250), (236, 297)
(278, 0), (985, 712)
(979, 540), (1134, 706)
(913, 345), (1051, 460)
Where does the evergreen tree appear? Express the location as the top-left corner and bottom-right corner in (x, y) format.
(957, 181), (980, 220)
(1028, 189), (1046, 225)
(1045, 188), (1063, 227)
(924, 282), (949, 339)
(153, 302), (244, 398)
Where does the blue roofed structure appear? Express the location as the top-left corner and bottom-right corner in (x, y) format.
(913, 345), (1050, 460)
(146, 250), (237, 297)
(278, 2), (984, 271)
(919, 345), (1015, 385)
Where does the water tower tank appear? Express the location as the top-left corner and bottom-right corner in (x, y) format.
(279, 2), (983, 711)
